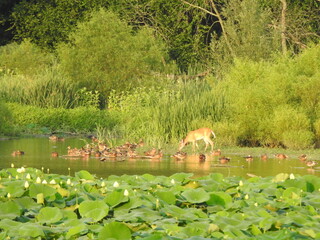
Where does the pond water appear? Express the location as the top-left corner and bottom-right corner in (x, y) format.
(0, 137), (319, 179)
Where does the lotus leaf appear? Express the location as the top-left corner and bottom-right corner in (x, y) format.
(75, 170), (95, 180)
(115, 196), (145, 211)
(65, 221), (88, 239)
(0, 219), (22, 231)
(104, 189), (129, 208)
(18, 223), (45, 238)
(272, 173), (289, 182)
(206, 192), (232, 208)
(115, 207), (162, 223)
(155, 190), (176, 205)
(4, 181), (26, 197)
(79, 200), (109, 222)
(29, 183), (57, 199)
(303, 175), (320, 192)
(0, 201), (21, 219)
(282, 187), (302, 205)
(181, 188), (210, 203)
(250, 224), (262, 236)
(181, 222), (212, 237)
(161, 205), (204, 222)
(170, 173), (193, 183)
(36, 206), (63, 224)
(14, 196), (41, 211)
(98, 222), (131, 240)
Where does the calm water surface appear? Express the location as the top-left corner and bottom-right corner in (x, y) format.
(0, 137), (319, 178)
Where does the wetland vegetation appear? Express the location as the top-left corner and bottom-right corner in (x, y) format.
(0, 1), (320, 238)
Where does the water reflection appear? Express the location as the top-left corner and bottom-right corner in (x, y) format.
(0, 137), (319, 178)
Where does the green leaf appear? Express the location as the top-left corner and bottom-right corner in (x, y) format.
(155, 190), (176, 204)
(98, 222), (131, 240)
(79, 200), (109, 222)
(104, 190), (128, 208)
(18, 223), (45, 238)
(75, 170), (95, 180)
(206, 192), (232, 208)
(29, 183), (57, 199)
(272, 173), (289, 183)
(5, 181), (26, 197)
(181, 188), (210, 203)
(0, 201), (21, 219)
(36, 207), (63, 224)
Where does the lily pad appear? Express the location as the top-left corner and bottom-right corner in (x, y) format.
(181, 188), (210, 203)
(98, 222), (131, 240)
(0, 201), (21, 219)
(78, 200), (109, 222)
(36, 207), (63, 224)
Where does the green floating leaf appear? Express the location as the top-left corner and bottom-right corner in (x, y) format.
(18, 223), (45, 238)
(104, 190), (128, 208)
(181, 188), (210, 203)
(36, 207), (63, 224)
(0, 218), (21, 231)
(170, 173), (194, 183)
(98, 222), (131, 240)
(272, 173), (289, 183)
(29, 183), (57, 199)
(14, 196), (41, 211)
(5, 181), (26, 198)
(75, 170), (95, 180)
(79, 200), (109, 222)
(65, 221), (87, 239)
(155, 190), (176, 205)
(0, 201), (21, 219)
(206, 192), (232, 208)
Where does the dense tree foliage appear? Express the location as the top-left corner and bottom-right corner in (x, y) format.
(0, 0), (320, 148)
(3, 0), (319, 71)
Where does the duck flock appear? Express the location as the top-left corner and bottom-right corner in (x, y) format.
(10, 135), (318, 169)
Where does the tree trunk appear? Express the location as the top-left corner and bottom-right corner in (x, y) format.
(280, 0), (287, 55)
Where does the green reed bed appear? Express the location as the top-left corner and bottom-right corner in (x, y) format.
(0, 167), (319, 239)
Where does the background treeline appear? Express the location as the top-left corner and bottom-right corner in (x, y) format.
(0, 0), (319, 149)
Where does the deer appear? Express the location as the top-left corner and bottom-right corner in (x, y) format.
(178, 128), (216, 152)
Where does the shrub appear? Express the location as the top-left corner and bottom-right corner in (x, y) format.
(270, 105), (312, 147)
(211, 121), (240, 147)
(0, 102), (13, 135)
(282, 130), (314, 149)
(0, 40), (54, 76)
(58, 9), (175, 99)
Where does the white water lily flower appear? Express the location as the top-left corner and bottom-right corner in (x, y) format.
(49, 179), (56, 185)
(8, 175), (12, 180)
(24, 181), (29, 188)
(11, 163), (14, 168)
(42, 180), (47, 184)
(254, 202), (258, 207)
(171, 179), (175, 184)
(26, 173), (31, 179)
(67, 179), (71, 185)
(7, 193), (11, 198)
(289, 173), (295, 180)
(17, 168), (22, 173)
(101, 181), (106, 187)
(21, 167), (26, 172)
(245, 194), (249, 200)
(113, 181), (119, 188)
(239, 180), (244, 186)
(124, 189), (129, 196)
(15, 175), (19, 179)
(36, 177), (41, 184)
